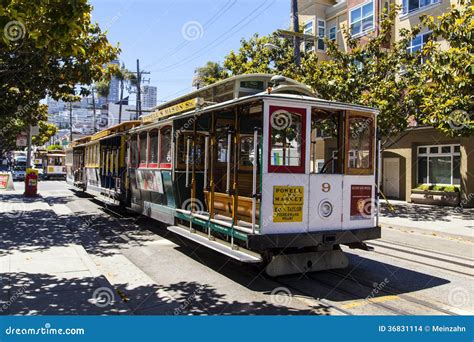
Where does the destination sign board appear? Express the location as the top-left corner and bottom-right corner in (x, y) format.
(142, 98), (200, 123)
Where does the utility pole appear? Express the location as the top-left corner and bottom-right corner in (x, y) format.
(291, 0), (301, 66)
(26, 124), (32, 169)
(119, 79), (124, 124)
(133, 59), (150, 120)
(91, 86), (97, 133)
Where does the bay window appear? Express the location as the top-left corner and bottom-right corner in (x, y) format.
(317, 20), (326, 51)
(329, 26), (336, 41)
(304, 20), (314, 52)
(350, 1), (374, 36)
(417, 145), (461, 185)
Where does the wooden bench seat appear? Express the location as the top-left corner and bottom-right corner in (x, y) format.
(204, 191), (259, 223)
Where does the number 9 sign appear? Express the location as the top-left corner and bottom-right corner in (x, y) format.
(322, 182), (331, 193)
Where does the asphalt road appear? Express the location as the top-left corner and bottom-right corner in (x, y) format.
(6, 180), (474, 315)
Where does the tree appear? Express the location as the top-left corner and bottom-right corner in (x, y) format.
(405, 0), (473, 137)
(192, 61), (229, 88)
(300, 5), (423, 144)
(223, 32), (303, 80)
(0, 104), (57, 154)
(0, 0), (119, 125)
(113, 63), (134, 123)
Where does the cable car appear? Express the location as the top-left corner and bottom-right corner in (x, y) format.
(42, 150), (66, 180)
(80, 121), (140, 203)
(66, 136), (91, 188)
(123, 74), (381, 276)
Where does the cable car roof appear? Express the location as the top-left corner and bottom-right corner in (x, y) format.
(131, 90), (379, 132)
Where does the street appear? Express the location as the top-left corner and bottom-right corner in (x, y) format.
(1, 181), (472, 315)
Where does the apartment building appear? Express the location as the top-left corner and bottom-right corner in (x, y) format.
(299, 0), (474, 207)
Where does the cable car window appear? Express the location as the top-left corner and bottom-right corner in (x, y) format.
(240, 135), (254, 169)
(160, 127), (172, 168)
(310, 110), (340, 174)
(217, 135), (228, 164)
(149, 130), (159, 167)
(268, 106), (306, 173)
(347, 115), (373, 171)
(139, 132), (147, 166)
(131, 136), (138, 167)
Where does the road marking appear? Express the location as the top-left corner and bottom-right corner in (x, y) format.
(341, 295), (400, 309)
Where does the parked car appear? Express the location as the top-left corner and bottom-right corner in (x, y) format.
(12, 166), (26, 181)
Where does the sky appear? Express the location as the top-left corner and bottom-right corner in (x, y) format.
(90, 0), (290, 104)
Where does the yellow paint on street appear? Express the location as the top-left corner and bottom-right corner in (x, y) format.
(341, 295), (400, 309)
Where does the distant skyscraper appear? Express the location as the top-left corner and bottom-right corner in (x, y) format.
(141, 85), (157, 109)
(107, 60), (120, 104)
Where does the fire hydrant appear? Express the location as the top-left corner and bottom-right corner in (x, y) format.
(24, 168), (38, 197)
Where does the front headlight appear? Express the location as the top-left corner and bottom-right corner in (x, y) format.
(318, 200), (333, 218)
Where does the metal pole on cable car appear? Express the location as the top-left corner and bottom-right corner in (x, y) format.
(251, 127), (258, 233)
(226, 128), (232, 194)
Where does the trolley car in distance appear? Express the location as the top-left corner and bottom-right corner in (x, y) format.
(68, 74), (381, 276)
(38, 149), (67, 180)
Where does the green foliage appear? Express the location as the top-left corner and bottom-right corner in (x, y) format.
(32, 121), (58, 146)
(404, 0), (473, 137)
(192, 61), (229, 88)
(0, 0), (119, 123)
(223, 32), (304, 81)
(46, 144), (63, 151)
(301, 5), (420, 143)
(0, 103), (55, 153)
(416, 184), (460, 192)
(417, 184), (432, 191)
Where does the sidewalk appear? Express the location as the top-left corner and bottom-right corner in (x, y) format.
(0, 185), (175, 315)
(379, 200), (474, 241)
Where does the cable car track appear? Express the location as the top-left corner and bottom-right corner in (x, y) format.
(326, 270), (462, 316)
(378, 239), (474, 263)
(366, 241), (473, 277)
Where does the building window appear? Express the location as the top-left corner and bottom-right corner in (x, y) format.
(402, 0), (439, 15)
(304, 20), (313, 34)
(329, 26), (336, 41)
(407, 31), (432, 63)
(317, 20), (326, 51)
(304, 20), (314, 52)
(350, 1), (374, 36)
(417, 144), (461, 185)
